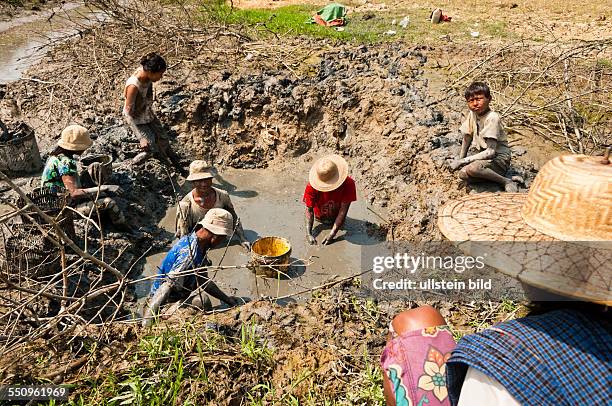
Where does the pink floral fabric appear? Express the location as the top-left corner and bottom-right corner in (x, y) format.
(381, 325), (456, 406)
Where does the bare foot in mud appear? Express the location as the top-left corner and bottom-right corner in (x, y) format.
(504, 181), (519, 193)
(132, 152), (148, 165)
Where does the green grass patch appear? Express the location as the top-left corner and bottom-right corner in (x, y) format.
(194, 1), (510, 43)
(200, 3), (394, 43)
(596, 58), (612, 69)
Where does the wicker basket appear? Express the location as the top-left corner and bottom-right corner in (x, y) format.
(81, 154), (113, 186)
(3, 224), (60, 279)
(0, 122), (42, 175)
(17, 188), (76, 241)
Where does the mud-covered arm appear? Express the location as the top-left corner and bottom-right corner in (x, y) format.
(450, 135), (496, 170)
(460, 138), (497, 164)
(61, 175), (120, 199)
(305, 206), (316, 244)
(322, 202), (351, 245)
(459, 133), (472, 159)
(225, 205), (247, 243)
(331, 202), (350, 235)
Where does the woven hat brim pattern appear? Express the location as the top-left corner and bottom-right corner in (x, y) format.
(437, 193), (554, 242)
(308, 154), (349, 192)
(520, 154), (612, 241)
(438, 193), (611, 305)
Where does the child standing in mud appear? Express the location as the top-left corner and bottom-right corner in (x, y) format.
(449, 82), (518, 192)
(123, 52), (185, 174)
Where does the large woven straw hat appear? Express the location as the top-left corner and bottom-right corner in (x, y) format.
(58, 125), (93, 151)
(437, 153), (611, 304)
(309, 154), (349, 192)
(198, 208), (233, 236)
(186, 160), (215, 181)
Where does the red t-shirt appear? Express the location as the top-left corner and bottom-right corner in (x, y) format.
(303, 177), (357, 220)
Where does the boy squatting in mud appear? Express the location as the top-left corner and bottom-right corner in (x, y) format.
(449, 82), (518, 192)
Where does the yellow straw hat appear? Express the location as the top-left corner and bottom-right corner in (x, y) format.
(308, 154), (349, 192)
(437, 153), (611, 304)
(57, 125), (93, 151)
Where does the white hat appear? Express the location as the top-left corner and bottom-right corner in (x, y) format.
(186, 160), (216, 181)
(198, 208), (234, 236)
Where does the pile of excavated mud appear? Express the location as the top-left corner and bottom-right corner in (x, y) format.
(0, 28), (542, 321)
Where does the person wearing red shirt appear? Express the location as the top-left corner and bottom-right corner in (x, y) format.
(303, 154), (357, 245)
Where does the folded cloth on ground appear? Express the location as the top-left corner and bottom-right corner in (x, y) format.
(308, 3), (347, 27)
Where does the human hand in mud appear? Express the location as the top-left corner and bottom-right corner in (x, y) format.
(241, 241), (252, 251)
(102, 184), (124, 195)
(307, 234), (317, 245)
(140, 137), (150, 151)
(321, 233), (336, 245)
(448, 158), (464, 171)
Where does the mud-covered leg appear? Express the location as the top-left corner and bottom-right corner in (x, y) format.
(142, 282), (173, 327)
(461, 161), (518, 192)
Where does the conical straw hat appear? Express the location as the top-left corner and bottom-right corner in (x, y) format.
(309, 154), (349, 192)
(437, 154), (611, 305)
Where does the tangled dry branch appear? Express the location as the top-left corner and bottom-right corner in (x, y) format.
(447, 39), (612, 153)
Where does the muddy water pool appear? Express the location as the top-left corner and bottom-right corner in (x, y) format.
(136, 160), (386, 309)
(0, 3), (104, 83)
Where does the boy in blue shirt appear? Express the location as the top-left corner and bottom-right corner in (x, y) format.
(143, 208), (239, 326)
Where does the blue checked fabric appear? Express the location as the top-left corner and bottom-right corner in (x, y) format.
(446, 309), (612, 405)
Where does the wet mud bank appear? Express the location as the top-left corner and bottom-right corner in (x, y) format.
(0, 2), (98, 83)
